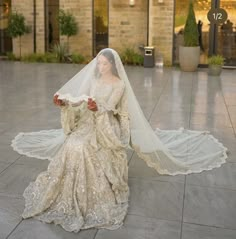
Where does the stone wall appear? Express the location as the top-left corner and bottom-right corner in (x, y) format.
(36, 0), (46, 53)
(11, 0), (175, 65)
(11, 0), (45, 56)
(59, 0), (93, 58)
(109, 0), (148, 55)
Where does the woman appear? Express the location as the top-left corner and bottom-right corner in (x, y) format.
(12, 48), (227, 232)
(19, 49), (130, 232)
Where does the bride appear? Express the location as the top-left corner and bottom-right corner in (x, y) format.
(12, 48), (228, 232)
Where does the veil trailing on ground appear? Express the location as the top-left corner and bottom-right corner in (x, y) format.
(11, 48), (228, 175)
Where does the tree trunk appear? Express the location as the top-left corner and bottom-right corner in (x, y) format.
(19, 36), (22, 60)
(67, 36), (70, 54)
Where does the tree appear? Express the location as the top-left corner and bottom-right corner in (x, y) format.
(58, 9), (78, 53)
(7, 12), (30, 59)
(183, 1), (199, 47)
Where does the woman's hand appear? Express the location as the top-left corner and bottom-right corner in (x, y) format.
(53, 95), (65, 107)
(87, 98), (98, 111)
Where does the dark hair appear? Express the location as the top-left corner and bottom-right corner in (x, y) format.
(95, 49), (119, 78)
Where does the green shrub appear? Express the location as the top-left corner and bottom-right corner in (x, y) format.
(22, 53), (44, 62)
(69, 53), (85, 64)
(121, 48), (144, 65)
(208, 55), (225, 66)
(22, 53), (58, 63)
(19, 51), (85, 64)
(53, 43), (68, 62)
(44, 53), (58, 63)
(6, 52), (17, 61)
(183, 1), (199, 47)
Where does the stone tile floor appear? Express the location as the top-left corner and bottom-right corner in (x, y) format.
(0, 61), (236, 239)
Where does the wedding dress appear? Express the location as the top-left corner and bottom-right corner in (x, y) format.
(21, 78), (130, 232)
(11, 48), (228, 232)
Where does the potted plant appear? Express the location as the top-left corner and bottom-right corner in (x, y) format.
(179, 0), (200, 72)
(208, 55), (224, 76)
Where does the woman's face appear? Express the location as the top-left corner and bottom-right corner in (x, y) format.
(97, 55), (112, 75)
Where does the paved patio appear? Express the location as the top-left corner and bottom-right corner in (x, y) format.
(0, 61), (236, 239)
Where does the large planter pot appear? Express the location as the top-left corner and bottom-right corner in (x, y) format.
(208, 65), (222, 76)
(179, 46), (200, 72)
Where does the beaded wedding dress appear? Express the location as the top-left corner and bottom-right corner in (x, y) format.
(12, 48), (228, 232)
(21, 79), (130, 232)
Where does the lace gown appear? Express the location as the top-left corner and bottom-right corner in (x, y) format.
(22, 79), (130, 232)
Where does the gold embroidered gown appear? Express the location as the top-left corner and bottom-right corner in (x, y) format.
(22, 79), (130, 232)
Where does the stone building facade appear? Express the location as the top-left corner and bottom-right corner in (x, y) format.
(7, 0), (174, 65)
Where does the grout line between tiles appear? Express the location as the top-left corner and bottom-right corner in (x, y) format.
(221, 80), (236, 137)
(5, 219), (23, 239)
(127, 212), (182, 223)
(147, 73), (170, 122)
(189, 73), (195, 129)
(180, 176), (186, 239)
(93, 229), (99, 239)
(183, 221), (236, 232)
(0, 155), (22, 176)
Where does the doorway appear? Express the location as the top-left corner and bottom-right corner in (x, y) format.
(174, 0), (236, 67)
(217, 0), (236, 66)
(0, 0), (12, 55)
(45, 0), (59, 51)
(93, 0), (108, 56)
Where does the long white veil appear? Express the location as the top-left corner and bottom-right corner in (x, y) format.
(11, 48), (227, 175)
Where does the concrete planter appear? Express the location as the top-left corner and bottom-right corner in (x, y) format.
(179, 46), (200, 72)
(208, 65), (222, 76)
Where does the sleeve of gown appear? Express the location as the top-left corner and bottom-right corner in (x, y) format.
(60, 105), (80, 135)
(119, 113), (130, 147)
(96, 81), (125, 114)
(95, 81), (130, 148)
